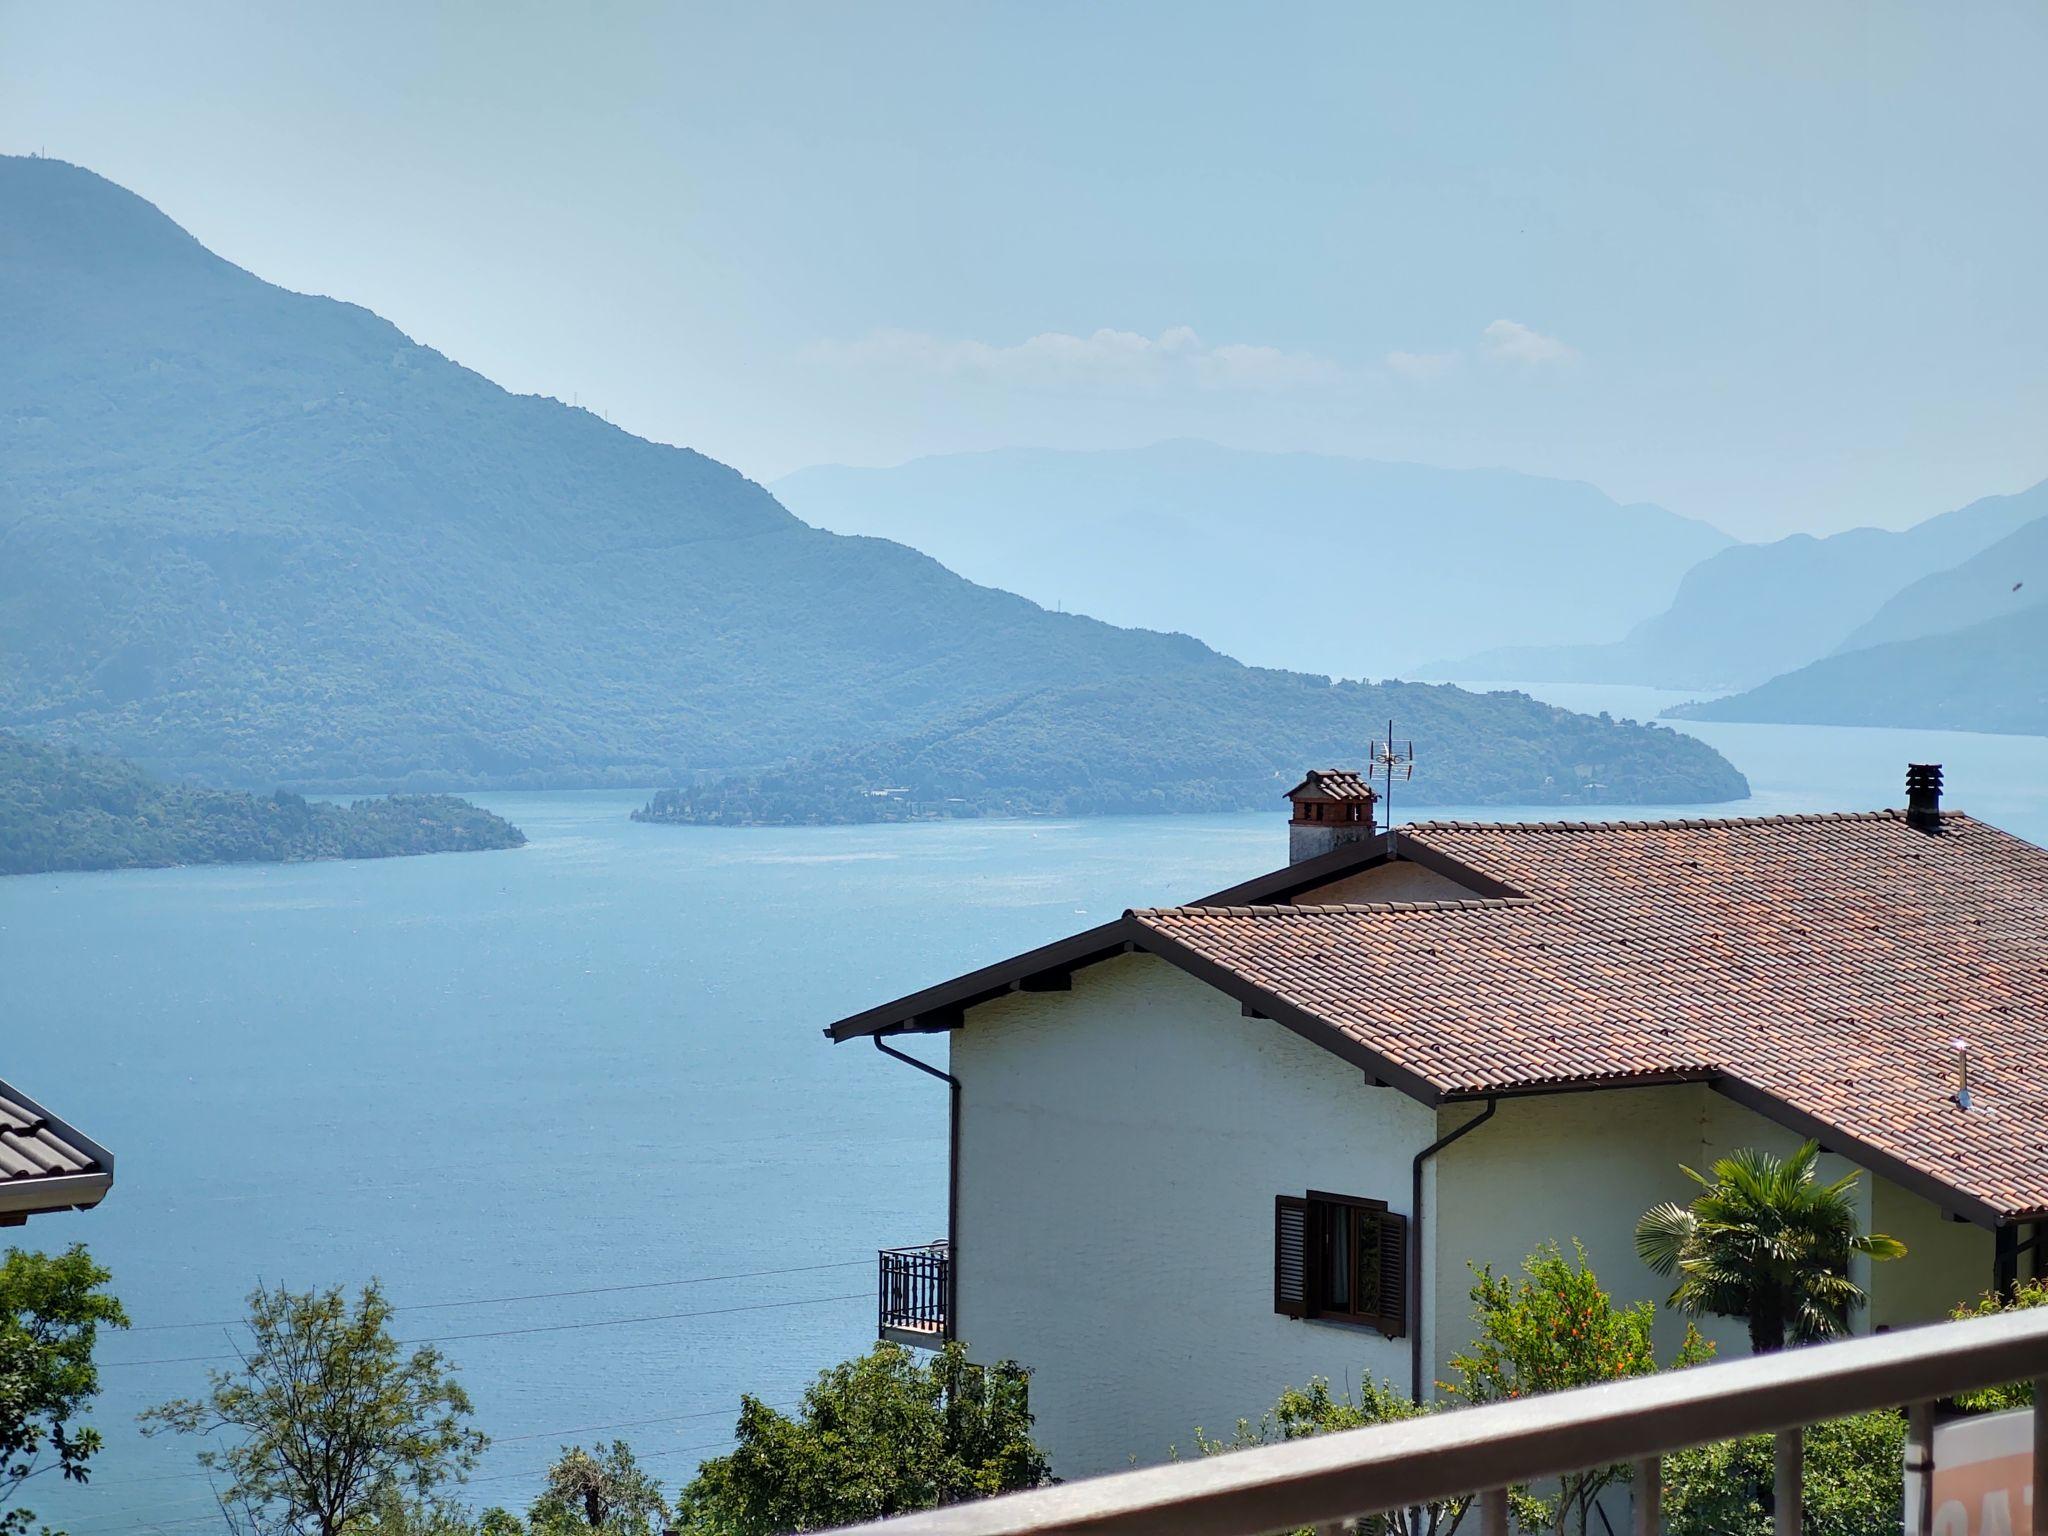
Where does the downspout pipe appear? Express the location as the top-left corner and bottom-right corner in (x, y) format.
(874, 1033), (961, 1342)
(1410, 1097), (1498, 1400)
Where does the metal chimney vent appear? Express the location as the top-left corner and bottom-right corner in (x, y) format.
(1906, 763), (1943, 834)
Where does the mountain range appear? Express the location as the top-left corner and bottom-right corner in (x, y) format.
(1426, 482), (2047, 694)
(0, 156), (1744, 814)
(774, 444), (1732, 677)
(1673, 509), (2047, 733)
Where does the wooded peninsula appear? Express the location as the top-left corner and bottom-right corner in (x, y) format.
(0, 731), (525, 876)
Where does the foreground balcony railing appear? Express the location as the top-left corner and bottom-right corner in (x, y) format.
(830, 1308), (2048, 1536)
(879, 1241), (950, 1348)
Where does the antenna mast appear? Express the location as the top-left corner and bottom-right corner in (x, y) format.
(1371, 719), (1413, 853)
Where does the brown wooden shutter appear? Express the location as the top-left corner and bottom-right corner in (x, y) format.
(1376, 1209), (1409, 1338)
(1275, 1195), (1309, 1317)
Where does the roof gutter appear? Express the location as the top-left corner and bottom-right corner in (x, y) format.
(1410, 1098), (1497, 1401)
(873, 1034), (960, 1343)
(0, 1171), (113, 1222)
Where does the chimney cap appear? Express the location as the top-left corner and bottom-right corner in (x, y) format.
(1283, 769), (1377, 803)
(1905, 762), (1944, 833)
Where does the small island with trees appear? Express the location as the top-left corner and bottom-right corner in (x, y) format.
(0, 731), (526, 876)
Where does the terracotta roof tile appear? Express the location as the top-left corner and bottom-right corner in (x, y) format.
(1286, 769), (1378, 802)
(1133, 810), (2048, 1221)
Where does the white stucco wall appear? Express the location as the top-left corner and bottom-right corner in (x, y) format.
(1871, 1172), (1995, 1326)
(946, 955), (1999, 1479)
(951, 953), (1435, 1479)
(1427, 1087), (1719, 1381)
(1429, 1085), (1994, 1387)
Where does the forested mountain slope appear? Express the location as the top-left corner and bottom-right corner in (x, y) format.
(0, 156), (1744, 810)
(0, 731), (522, 875)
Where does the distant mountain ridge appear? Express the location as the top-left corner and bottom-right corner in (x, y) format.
(1671, 603), (2048, 736)
(774, 443), (1732, 677)
(1829, 512), (2047, 655)
(1674, 512), (2047, 734)
(1426, 482), (2048, 691)
(0, 155), (1746, 813)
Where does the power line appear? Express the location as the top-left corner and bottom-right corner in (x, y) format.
(99, 1291), (868, 1369)
(81, 1401), (799, 1491)
(124, 1257), (870, 1332)
(59, 1437), (748, 1536)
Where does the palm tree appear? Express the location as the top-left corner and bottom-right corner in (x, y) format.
(1635, 1141), (1906, 1353)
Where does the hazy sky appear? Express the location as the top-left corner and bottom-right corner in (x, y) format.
(4, 1), (2044, 538)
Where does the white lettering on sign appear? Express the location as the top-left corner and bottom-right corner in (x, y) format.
(1908, 1408), (2034, 1536)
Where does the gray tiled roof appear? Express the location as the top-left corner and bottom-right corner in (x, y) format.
(0, 1079), (112, 1219)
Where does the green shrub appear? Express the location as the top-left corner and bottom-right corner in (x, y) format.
(1948, 1279), (2048, 1410)
(1184, 1378), (1467, 1536)
(674, 1343), (1051, 1536)
(1664, 1412), (1904, 1536)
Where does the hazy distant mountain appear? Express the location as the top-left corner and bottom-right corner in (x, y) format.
(1672, 603), (2048, 736)
(1829, 513), (2047, 655)
(773, 445), (1730, 676)
(1429, 483), (2048, 690)
(0, 156), (1744, 811)
(1673, 513), (2048, 734)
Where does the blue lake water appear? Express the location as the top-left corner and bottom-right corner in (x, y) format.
(7, 683), (2047, 1532)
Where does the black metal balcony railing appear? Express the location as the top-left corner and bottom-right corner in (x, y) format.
(879, 1241), (950, 1345)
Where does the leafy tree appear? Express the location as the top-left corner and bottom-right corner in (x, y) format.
(674, 1343), (1051, 1536)
(1662, 1412), (1903, 1536)
(1443, 1241), (1712, 1536)
(1947, 1277), (2048, 1410)
(526, 1441), (670, 1535)
(140, 1280), (487, 1536)
(1635, 1142), (1905, 1353)
(354, 1483), (521, 1536)
(0, 1245), (127, 1536)
(1185, 1378), (1467, 1536)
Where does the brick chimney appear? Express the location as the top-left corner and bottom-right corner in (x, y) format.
(1284, 770), (1378, 864)
(1906, 763), (1944, 834)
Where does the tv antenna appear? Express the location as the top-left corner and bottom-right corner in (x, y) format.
(1371, 719), (1413, 852)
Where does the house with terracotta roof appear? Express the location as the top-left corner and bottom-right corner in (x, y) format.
(0, 1078), (114, 1226)
(828, 765), (2047, 1479)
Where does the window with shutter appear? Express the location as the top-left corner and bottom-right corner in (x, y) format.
(1274, 1190), (1408, 1337)
(1274, 1195), (1308, 1317)
(1375, 1209), (1409, 1338)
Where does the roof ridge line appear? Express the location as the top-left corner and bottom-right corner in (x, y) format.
(1399, 808), (1958, 834)
(1133, 896), (1538, 918)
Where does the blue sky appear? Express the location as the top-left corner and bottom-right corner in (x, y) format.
(3, 0), (2044, 538)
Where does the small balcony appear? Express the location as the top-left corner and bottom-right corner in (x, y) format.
(878, 1240), (950, 1349)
